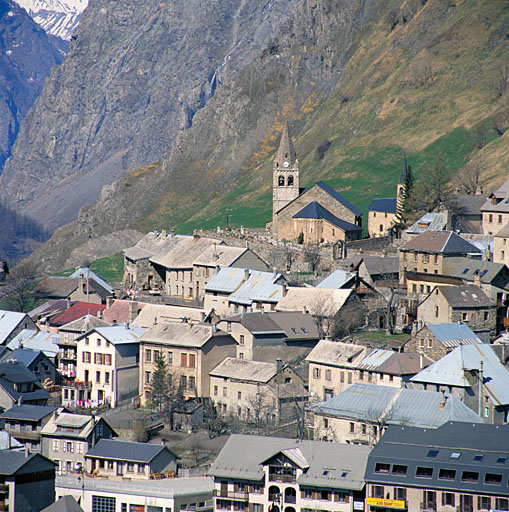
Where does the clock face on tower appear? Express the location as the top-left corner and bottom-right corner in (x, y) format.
(283, 161), (289, 168)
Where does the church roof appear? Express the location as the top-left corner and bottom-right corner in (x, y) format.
(293, 201), (362, 232)
(368, 197), (397, 213)
(315, 181), (363, 216)
(275, 121), (297, 166)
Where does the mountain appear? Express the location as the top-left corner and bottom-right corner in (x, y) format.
(0, 0), (297, 234)
(6, 0), (509, 272)
(0, 0), (65, 170)
(13, 0), (87, 41)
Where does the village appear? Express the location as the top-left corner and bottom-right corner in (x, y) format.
(1, 124), (509, 512)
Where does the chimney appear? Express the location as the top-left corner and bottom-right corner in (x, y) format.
(66, 298), (71, 309)
(212, 322), (217, 334)
(474, 272), (482, 288)
(106, 296), (114, 310)
(129, 301), (138, 323)
(302, 306), (308, 314)
(244, 269), (250, 281)
(215, 265), (220, 274)
(25, 444), (29, 457)
(193, 233), (200, 242)
(276, 358), (283, 373)
(162, 229), (167, 238)
(439, 391), (447, 409)
(420, 353), (424, 369)
(282, 284), (288, 297)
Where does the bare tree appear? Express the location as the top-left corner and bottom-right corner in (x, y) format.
(132, 417), (150, 442)
(247, 386), (274, 435)
(308, 291), (338, 339)
(203, 400), (228, 439)
(304, 244), (321, 272)
(455, 161), (484, 195)
(332, 295), (366, 338)
(284, 245), (296, 272)
(3, 264), (37, 312)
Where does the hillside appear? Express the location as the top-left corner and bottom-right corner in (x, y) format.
(20, 0), (509, 273)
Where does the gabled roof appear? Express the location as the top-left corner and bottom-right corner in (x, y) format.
(35, 277), (79, 299)
(210, 357), (277, 383)
(0, 361), (51, 402)
(28, 299), (70, 322)
(368, 198), (397, 214)
(0, 451), (55, 476)
(438, 285), (494, 309)
(131, 304), (206, 328)
(85, 439), (178, 463)
(41, 412), (117, 440)
(60, 314), (112, 333)
(293, 201), (362, 232)
(0, 404), (58, 421)
(400, 230), (481, 254)
(8, 329), (59, 359)
(343, 255), (399, 277)
(495, 224), (509, 238)
(1, 348), (49, 369)
(103, 299), (148, 325)
(122, 232), (188, 261)
(306, 340), (367, 367)
(42, 495), (84, 512)
(317, 270), (357, 289)
(139, 322), (222, 348)
(314, 383), (483, 428)
(51, 302), (106, 327)
(276, 288), (353, 315)
(228, 270), (282, 306)
(315, 181), (363, 217)
(205, 267), (249, 294)
(418, 322), (482, 346)
(0, 310), (31, 344)
(208, 434), (371, 490)
(69, 268), (113, 295)
(406, 212), (448, 234)
(356, 349), (430, 376)
(193, 245), (248, 267)
(443, 257), (507, 285)
(411, 344), (509, 406)
(78, 325), (144, 345)
(450, 194), (485, 216)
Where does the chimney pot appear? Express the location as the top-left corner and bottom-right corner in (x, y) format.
(162, 229), (167, 237)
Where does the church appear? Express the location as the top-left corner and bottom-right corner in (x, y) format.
(270, 122), (363, 244)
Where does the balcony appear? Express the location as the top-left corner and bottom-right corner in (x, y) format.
(214, 489), (249, 501)
(63, 380), (91, 389)
(268, 474), (296, 483)
(4, 426), (40, 441)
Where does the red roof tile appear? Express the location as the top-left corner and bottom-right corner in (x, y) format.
(51, 302), (106, 327)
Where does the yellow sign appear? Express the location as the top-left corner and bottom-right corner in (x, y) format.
(366, 497), (406, 509)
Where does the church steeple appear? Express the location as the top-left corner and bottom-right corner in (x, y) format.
(273, 121), (300, 219)
(399, 154), (408, 185)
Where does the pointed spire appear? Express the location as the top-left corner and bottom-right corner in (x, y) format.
(275, 120), (297, 166)
(399, 154), (408, 184)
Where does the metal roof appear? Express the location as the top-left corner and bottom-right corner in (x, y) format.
(368, 198), (398, 214)
(1, 348), (48, 369)
(406, 212), (448, 234)
(79, 325), (144, 345)
(314, 383), (483, 428)
(421, 322), (482, 346)
(411, 344), (509, 406)
(8, 329), (59, 358)
(317, 270), (357, 289)
(204, 267), (248, 294)
(356, 349), (394, 370)
(228, 270), (282, 306)
(0, 310), (30, 344)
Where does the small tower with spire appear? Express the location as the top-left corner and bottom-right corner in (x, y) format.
(397, 154), (408, 211)
(273, 121), (300, 221)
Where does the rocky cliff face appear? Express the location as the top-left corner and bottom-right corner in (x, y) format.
(0, 0), (64, 169)
(0, 0), (296, 232)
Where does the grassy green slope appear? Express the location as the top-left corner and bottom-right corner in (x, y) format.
(175, 0), (509, 233)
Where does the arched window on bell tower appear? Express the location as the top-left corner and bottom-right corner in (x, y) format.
(287, 176), (294, 186)
(278, 176), (285, 186)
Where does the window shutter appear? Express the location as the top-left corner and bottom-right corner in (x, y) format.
(334, 492), (339, 502)
(301, 490), (305, 498)
(62, 443), (66, 453)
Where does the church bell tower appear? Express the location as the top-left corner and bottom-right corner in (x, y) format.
(273, 121), (300, 220)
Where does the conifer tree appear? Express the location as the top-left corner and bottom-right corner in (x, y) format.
(395, 164), (414, 228)
(150, 356), (170, 413)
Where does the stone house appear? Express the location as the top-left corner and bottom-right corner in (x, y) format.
(0, 404), (58, 452)
(1, 348), (56, 385)
(35, 275), (111, 305)
(493, 223), (509, 266)
(41, 410), (116, 474)
(481, 176), (509, 234)
(410, 343), (509, 424)
(66, 325), (143, 408)
(312, 383), (483, 445)
(0, 310), (37, 346)
(138, 322), (237, 405)
(405, 322), (482, 362)
(270, 122), (363, 242)
(216, 311), (319, 361)
(399, 230), (481, 284)
(209, 433), (371, 512)
(416, 285), (496, 342)
(449, 194), (485, 233)
(209, 357), (307, 422)
(85, 439), (179, 480)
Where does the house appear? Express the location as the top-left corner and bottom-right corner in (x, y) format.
(0, 404), (58, 451)
(1, 348), (57, 384)
(209, 357), (307, 422)
(208, 433), (371, 512)
(312, 383), (483, 445)
(404, 212), (450, 240)
(0, 361), (51, 410)
(173, 400), (204, 432)
(416, 285), (496, 342)
(66, 325), (144, 408)
(481, 176), (509, 234)
(449, 194), (485, 233)
(399, 230), (482, 285)
(0, 450), (56, 512)
(364, 422), (509, 512)
(85, 439), (179, 479)
(270, 122), (363, 242)
(0, 310), (37, 346)
(8, 329), (59, 360)
(276, 288), (365, 338)
(216, 311), (319, 361)
(132, 303), (209, 328)
(409, 343), (509, 424)
(306, 341), (368, 401)
(139, 322), (237, 405)
(49, 302), (106, 329)
(35, 274), (111, 305)
(317, 270), (375, 295)
(405, 322), (482, 361)
(102, 298), (147, 324)
(56, 314), (111, 380)
(55, 475), (213, 512)
(41, 410), (116, 474)
(493, 223), (509, 266)
(28, 300), (73, 331)
(343, 255), (400, 285)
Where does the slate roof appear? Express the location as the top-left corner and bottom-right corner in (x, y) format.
(420, 322), (482, 346)
(41, 495), (84, 512)
(0, 404), (58, 421)
(122, 232), (188, 261)
(306, 341), (367, 367)
(210, 357), (277, 383)
(406, 212), (448, 234)
(293, 201), (363, 232)
(1, 348), (46, 368)
(481, 185), (509, 212)
(78, 325), (144, 345)
(343, 255), (399, 277)
(410, 344), (509, 406)
(315, 181), (363, 217)
(86, 439), (178, 463)
(0, 310), (30, 345)
(139, 322), (221, 348)
(0, 451), (55, 476)
(276, 288), (353, 315)
(356, 350), (430, 375)
(204, 267), (249, 294)
(438, 284), (494, 309)
(131, 304), (206, 328)
(193, 245), (247, 267)
(450, 194), (485, 216)
(51, 302), (106, 327)
(208, 434), (371, 491)
(365, 422), (509, 495)
(0, 361), (51, 402)
(400, 230), (481, 255)
(317, 270), (357, 289)
(444, 257), (507, 286)
(275, 121), (297, 166)
(314, 383), (483, 428)
(35, 277), (80, 299)
(368, 198), (397, 214)
(495, 224), (509, 238)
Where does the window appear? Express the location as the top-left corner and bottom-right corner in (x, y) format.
(484, 472), (502, 485)
(442, 493), (455, 507)
(375, 463), (390, 473)
(313, 368), (321, 379)
(287, 176), (294, 186)
(238, 391), (242, 400)
(214, 386), (218, 396)
(77, 442), (83, 454)
(303, 488), (313, 499)
(348, 373), (352, 384)
(359, 370), (364, 381)
(394, 488), (406, 501)
(189, 376), (195, 390)
(145, 349), (152, 362)
(340, 371), (344, 383)
(478, 496), (491, 510)
(223, 387), (227, 397)
(320, 490), (330, 501)
(66, 441), (74, 453)
(181, 353), (188, 367)
(349, 422), (355, 433)
(439, 469), (456, 480)
(361, 424), (366, 434)
(428, 339), (433, 348)
(239, 335), (244, 345)
(253, 483), (262, 493)
(325, 369), (331, 381)
(168, 352), (173, 365)
(181, 375), (187, 389)
(53, 439), (59, 452)
(427, 449), (439, 458)
(412, 284), (417, 292)
(105, 354), (112, 366)
(96, 371), (101, 383)
(423, 254), (429, 263)
(227, 322), (231, 332)
(435, 306), (439, 318)
(127, 462), (135, 472)
(500, 215), (503, 224)
(85, 337), (89, 345)
(416, 466), (433, 478)
(189, 353), (196, 368)
(154, 350), (160, 361)
(473, 455), (484, 462)
(372, 486), (384, 498)
(278, 175), (285, 186)
(450, 452), (461, 459)
(324, 418), (329, 428)
(496, 498), (509, 511)
(108, 461), (114, 470)
(497, 456), (507, 463)
(461, 470), (478, 482)
(92, 496), (116, 512)
(105, 372), (110, 385)
(145, 371), (151, 385)
(392, 465), (407, 475)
